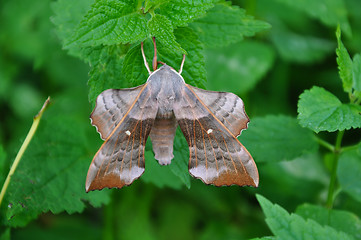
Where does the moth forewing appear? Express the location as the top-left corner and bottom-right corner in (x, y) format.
(86, 82), (158, 192)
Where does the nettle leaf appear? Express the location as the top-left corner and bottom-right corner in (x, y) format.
(296, 204), (361, 240)
(205, 41), (275, 94)
(336, 26), (353, 94)
(123, 43), (150, 86)
(275, 0), (351, 36)
(352, 54), (361, 95)
(256, 195), (353, 240)
(297, 86), (361, 132)
(87, 44), (129, 106)
(2, 96), (110, 227)
(148, 14), (186, 54)
(144, 0), (168, 13)
(240, 115), (318, 163)
(158, 27), (206, 88)
(158, 0), (214, 27)
(190, 3), (271, 48)
(66, 0), (148, 47)
(338, 149), (361, 203)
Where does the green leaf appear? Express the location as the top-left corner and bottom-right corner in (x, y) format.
(297, 86), (361, 132)
(144, 0), (168, 13)
(3, 93), (110, 227)
(123, 43), (150, 86)
(256, 194), (353, 240)
(205, 41), (275, 94)
(296, 204), (361, 240)
(338, 149), (361, 203)
(66, 0), (148, 47)
(158, 27), (206, 88)
(336, 26), (353, 94)
(352, 54), (361, 94)
(142, 151), (184, 189)
(87, 44), (129, 105)
(190, 3), (271, 48)
(148, 14), (186, 55)
(158, 0), (214, 27)
(275, 0), (351, 36)
(241, 115), (318, 163)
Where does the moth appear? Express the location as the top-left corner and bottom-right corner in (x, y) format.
(86, 38), (259, 192)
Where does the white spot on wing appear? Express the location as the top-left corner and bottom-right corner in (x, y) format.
(207, 129), (213, 134)
(125, 130), (131, 136)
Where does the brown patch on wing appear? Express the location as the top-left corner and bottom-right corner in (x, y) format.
(87, 172), (130, 191)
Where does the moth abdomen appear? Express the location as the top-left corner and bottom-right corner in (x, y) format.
(149, 115), (178, 165)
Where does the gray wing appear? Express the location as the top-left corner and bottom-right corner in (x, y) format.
(188, 86), (249, 137)
(86, 83), (157, 192)
(173, 84), (258, 187)
(90, 85), (144, 140)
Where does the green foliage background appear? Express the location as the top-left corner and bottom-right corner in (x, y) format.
(0, 0), (361, 239)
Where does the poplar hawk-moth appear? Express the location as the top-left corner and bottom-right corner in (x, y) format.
(86, 39), (259, 192)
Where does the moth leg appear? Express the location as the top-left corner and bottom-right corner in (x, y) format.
(141, 42), (151, 74)
(179, 54), (186, 74)
(152, 37), (158, 71)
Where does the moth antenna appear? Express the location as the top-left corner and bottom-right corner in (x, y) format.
(141, 42), (151, 74)
(179, 54), (186, 74)
(152, 37), (158, 71)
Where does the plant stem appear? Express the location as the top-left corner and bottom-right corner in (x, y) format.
(341, 144), (359, 153)
(0, 97), (50, 207)
(326, 130), (344, 208)
(315, 136), (335, 152)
